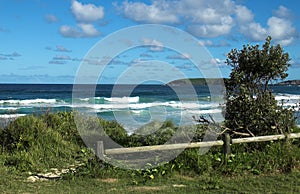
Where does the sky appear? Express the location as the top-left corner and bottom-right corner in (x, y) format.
(0, 0), (299, 84)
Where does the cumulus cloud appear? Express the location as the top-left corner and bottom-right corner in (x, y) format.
(187, 16), (234, 38)
(117, 0), (236, 38)
(117, 1), (297, 45)
(71, 0), (104, 23)
(267, 16), (297, 45)
(59, 0), (104, 38)
(237, 5), (297, 46)
(117, 0), (178, 24)
(239, 22), (268, 42)
(198, 39), (230, 47)
(273, 5), (292, 19)
(235, 5), (254, 23)
(45, 14), (59, 23)
(59, 23), (100, 38)
(77, 23), (100, 36)
(142, 38), (164, 52)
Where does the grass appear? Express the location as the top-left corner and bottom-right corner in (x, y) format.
(0, 111), (300, 193)
(0, 169), (299, 193)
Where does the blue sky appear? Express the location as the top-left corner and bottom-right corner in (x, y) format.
(0, 0), (299, 84)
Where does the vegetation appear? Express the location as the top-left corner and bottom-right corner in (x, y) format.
(225, 36), (297, 137)
(0, 37), (300, 192)
(0, 111), (299, 193)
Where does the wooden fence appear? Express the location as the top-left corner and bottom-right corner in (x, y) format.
(96, 132), (300, 158)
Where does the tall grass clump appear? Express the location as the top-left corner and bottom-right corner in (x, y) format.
(0, 113), (85, 172)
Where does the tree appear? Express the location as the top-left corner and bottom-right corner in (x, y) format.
(225, 36), (296, 137)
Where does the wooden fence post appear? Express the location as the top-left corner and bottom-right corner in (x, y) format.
(222, 133), (231, 156)
(96, 141), (105, 160)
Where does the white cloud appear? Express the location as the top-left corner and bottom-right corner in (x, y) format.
(59, 24), (100, 38)
(119, 0), (178, 23)
(198, 39), (230, 47)
(235, 5), (254, 23)
(60, 25), (82, 38)
(60, 1), (103, 38)
(117, 0), (235, 38)
(117, 1), (298, 45)
(142, 38), (164, 51)
(71, 0), (104, 23)
(238, 6), (297, 46)
(267, 16), (297, 45)
(273, 5), (292, 19)
(176, 0), (235, 24)
(77, 23), (100, 37)
(188, 16), (234, 38)
(240, 22), (268, 42)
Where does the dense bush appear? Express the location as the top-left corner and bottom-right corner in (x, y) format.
(0, 111), (299, 181)
(225, 36), (297, 137)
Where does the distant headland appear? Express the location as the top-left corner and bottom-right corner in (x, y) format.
(167, 78), (300, 86)
(167, 78), (227, 86)
(275, 80), (300, 86)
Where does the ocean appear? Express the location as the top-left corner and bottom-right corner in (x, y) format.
(0, 84), (299, 133)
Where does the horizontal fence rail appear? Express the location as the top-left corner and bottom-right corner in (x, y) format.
(104, 140), (224, 155)
(96, 132), (300, 157)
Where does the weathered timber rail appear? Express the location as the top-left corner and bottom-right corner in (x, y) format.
(96, 132), (300, 157)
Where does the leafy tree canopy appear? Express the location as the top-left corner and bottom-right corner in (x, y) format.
(225, 36), (296, 137)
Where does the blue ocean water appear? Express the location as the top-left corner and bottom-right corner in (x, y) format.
(0, 84), (299, 132)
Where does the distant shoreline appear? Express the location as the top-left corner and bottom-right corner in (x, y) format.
(0, 79), (299, 86)
(167, 78), (300, 86)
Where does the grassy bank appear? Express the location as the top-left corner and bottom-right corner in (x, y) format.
(0, 112), (300, 193)
(1, 169), (299, 193)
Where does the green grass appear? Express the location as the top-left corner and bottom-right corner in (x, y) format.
(0, 112), (300, 193)
(0, 169), (299, 193)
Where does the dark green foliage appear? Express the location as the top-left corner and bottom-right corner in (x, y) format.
(98, 118), (129, 145)
(0, 111), (299, 182)
(225, 36), (297, 137)
(127, 121), (176, 146)
(0, 112), (129, 172)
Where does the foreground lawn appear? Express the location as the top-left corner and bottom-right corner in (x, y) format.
(1, 169), (299, 194)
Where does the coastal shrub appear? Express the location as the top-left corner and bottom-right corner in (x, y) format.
(0, 115), (46, 151)
(98, 118), (129, 146)
(0, 111), (299, 177)
(225, 36), (297, 137)
(0, 114), (85, 172)
(128, 121), (176, 146)
(41, 112), (83, 145)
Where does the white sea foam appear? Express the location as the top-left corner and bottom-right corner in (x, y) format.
(275, 94), (300, 101)
(0, 99), (57, 105)
(0, 107), (19, 111)
(0, 114), (26, 118)
(81, 101), (222, 115)
(79, 98), (90, 101)
(104, 96), (139, 103)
